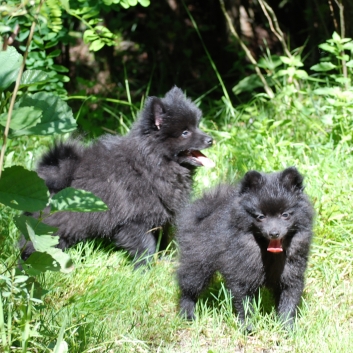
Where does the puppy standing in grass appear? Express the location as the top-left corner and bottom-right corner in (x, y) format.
(20, 87), (214, 265)
(177, 167), (314, 329)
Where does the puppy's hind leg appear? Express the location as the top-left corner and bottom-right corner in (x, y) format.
(178, 263), (213, 320)
(112, 223), (157, 267)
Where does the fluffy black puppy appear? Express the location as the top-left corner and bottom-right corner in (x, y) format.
(21, 87), (214, 264)
(177, 167), (314, 329)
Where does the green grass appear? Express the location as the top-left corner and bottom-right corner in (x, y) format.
(1, 92), (353, 352)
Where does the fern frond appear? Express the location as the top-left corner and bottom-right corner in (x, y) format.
(42, 0), (63, 33)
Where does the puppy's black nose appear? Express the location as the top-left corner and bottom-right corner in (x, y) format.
(205, 137), (213, 146)
(269, 231), (279, 239)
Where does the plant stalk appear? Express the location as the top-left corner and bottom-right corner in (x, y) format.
(219, 0), (274, 98)
(334, 0), (348, 89)
(183, 0), (236, 112)
(0, 1), (43, 177)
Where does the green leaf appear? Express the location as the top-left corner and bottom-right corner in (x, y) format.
(318, 43), (337, 54)
(294, 69), (309, 79)
(52, 64), (69, 73)
(47, 49), (62, 58)
(50, 187), (108, 213)
(25, 221), (59, 251)
(346, 60), (353, 68)
(128, 0), (138, 5)
(0, 47), (23, 90)
(138, 0), (150, 7)
(232, 74), (263, 95)
(21, 219), (73, 274)
(0, 107), (42, 132)
(14, 215), (58, 241)
(0, 166), (49, 212)
(332, 31), (341, 42)
(25, 249), (74, 274)
(83, 29), (98, 43)
(342, 42), (353, 51)
(59, 0), (70, 11)
(89, 39), (105, 51)
(120, 0), (130, 9)
(53, 319), (69, 353)
(310, 62), (337, 72)
(13, 92), (77, 136)
(313, 87), (341, 96)
(20, 70), (49, 87)
(279, 56), (303, 67)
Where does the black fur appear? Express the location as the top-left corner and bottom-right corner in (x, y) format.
(177, 167), (314, 329)
(21, 87), (213, 265)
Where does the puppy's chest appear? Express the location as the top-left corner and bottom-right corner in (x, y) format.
(263, 254), (286, 285)
(156, 172), (192, 209)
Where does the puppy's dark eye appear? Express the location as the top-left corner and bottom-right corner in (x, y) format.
(181, 130), (190, 137)
(281, 213), (290, 219)
(256, 215), (266, 221)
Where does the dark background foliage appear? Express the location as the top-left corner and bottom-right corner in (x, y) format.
(48, 0), (352, 134)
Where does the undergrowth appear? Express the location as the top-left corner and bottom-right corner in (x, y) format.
(1, 91), (353, 352)
(1, 2), (353, 352)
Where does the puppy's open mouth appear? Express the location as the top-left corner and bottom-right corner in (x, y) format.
(179, 150), (215, 168)
(267, 239), (283, 253)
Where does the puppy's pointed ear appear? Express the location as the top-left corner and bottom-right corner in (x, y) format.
(240, 170), (263, 193)
(152, 98), (165, 130)
(280, 167), (304, 191)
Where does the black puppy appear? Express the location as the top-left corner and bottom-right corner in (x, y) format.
(177, 167), (314, 329)
(21, 87), (214, 264)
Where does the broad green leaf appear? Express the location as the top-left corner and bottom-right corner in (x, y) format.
(47, 49), (61, 58)
(0, 25), (12, 33)
(128, 0), (138, 5)
(336, 54), (349, 61)
(25, 248), (74, 274)
(0, 47), (22, 90)
(0, 107), (42, 132)
(120, 0), (130, 9)
(343, 42), (353, 50)
(89, 39), (105, 51)
(346, 60), (353, 68)
(13, 92), (77, 136)
(14, 215), (58, 241)
(22, 221), (73, 274)
(0, 166), (49, 211)
(310, 62), (336, 72)
(280, 56), (303, 67)
(332, 31), (341, 42)
(50, 187), (108, 212)
(52, 64), (69, 73)
(294, 69), (309, 79)
(83, 29), (98, 43)
(25, 221), (59, 251)
(318, 43), (337, 54)
(258, 55), (282, 70)
(59, 0), (70, 11)
(45, 247), (74, 273)
(232, 74), (263, 95)
(138, 0), (150, 7)
(20, 70), (49, 87)
(313, 87), (341, 96)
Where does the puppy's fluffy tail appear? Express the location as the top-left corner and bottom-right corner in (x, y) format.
(37, 141), (83, 193)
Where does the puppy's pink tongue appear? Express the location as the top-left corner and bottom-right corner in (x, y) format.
(191, 151), (215, 168)
(267, 239), (283, 253)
